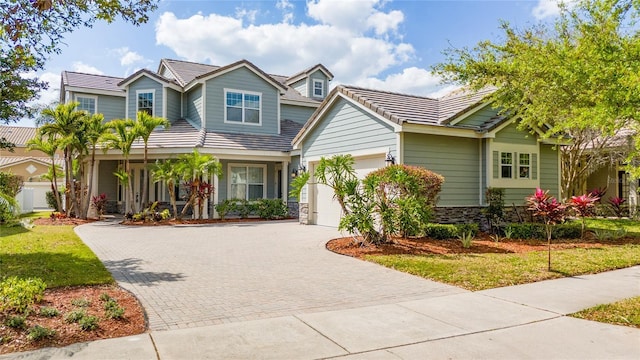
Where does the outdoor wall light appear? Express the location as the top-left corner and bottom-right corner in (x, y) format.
(291, 164), (307, 178)
(385, 148), (395, 166)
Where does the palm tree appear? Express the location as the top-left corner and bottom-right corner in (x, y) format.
(39, 102), (85, 217)
(80, 113), (109, 218)
(176, 150), (222, 219)
(151, 159), (179, 218)
(103, 119), (137, 213)
(133, 111), (170, 210)
(26, 132), (63, 212)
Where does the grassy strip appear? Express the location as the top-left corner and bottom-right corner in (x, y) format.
(570, 297), (640, 328)
(0, 223), (113, 288)
(585, 218), (640, 236)
(366, 244), (640, 291)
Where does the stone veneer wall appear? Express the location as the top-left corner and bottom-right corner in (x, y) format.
(298, 203), (309, 224)
(287, 202), (299, 219)
(433, 206), (531, 231)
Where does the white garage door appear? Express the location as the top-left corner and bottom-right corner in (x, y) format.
(312, 155), (386, 227)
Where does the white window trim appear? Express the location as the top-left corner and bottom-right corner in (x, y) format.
(223, 88), (262, 126)
(74, 94), (98, 114)
(312, 79), (324, 97)
(500, 152), (513, 179)
(227, 163), (268, 200)
(136, 89), (156, 117)
(490, 143), (539, 188)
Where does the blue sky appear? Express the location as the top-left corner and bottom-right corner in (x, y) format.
(17, 0), (567, 126)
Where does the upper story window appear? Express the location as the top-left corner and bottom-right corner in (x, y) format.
(137, 90), (154, 116)
(225, 89), (261, 125)
(76, 95), (96, 114)
(313, 79), (324, 97)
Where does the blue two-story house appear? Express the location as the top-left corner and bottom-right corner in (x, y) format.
(60, 59), (333, 215)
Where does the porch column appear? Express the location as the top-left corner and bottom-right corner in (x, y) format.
(212, 171), (219, 218)
(88, 160), (100, 218)
(630, 178), (638, 216)
(281, 161), (288, 202)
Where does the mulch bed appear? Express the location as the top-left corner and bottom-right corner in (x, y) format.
(327, 233), (640, 258)
(0, 285), (146, 355)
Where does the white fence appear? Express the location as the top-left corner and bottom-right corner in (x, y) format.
(15, 182), (60, 213)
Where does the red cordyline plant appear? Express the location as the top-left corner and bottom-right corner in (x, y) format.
(608, 196), (626, 218)
(569, 193), (599, 239)
(526, 188), (567, 271)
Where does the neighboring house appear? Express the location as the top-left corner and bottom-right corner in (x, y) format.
(59, 59), (333, 215)
(292, 86), (562, 227)
(585, 128), (638, 211)
(0, 126), (64, 210)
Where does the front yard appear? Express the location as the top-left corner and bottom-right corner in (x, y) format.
(0, 212), (146, 354)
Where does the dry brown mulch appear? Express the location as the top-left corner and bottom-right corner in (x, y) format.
(121, 217), (295, 226)
(32, 217), (97, 226)
(0, 285), (146, 355)
(327, 234), (640, 258)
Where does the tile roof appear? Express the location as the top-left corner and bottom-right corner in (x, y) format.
(135, 119), (302, 152)
(0, 126), (38, 146)
(160, 59), (220, 86)
(0, 156), (64, 168)
(438, 87), (496, 123)
(62, 71), (124, 93)
(117, 69), (178, 87)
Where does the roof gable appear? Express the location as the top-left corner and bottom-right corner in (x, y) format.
(193, 59), (288, 93)
(117, 69), (181, 91)
(286, 64), (334, 85)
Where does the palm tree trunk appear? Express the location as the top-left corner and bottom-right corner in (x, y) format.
(126, 159), (136, 213)
(168, 182), (178, 219)
(141, 145), (149, 211)
(49, 159), (63, 213)
(64, 147), (74, 217)
(83, 148), (96, 219)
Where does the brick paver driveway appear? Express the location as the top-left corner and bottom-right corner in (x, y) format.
(76, 220), (466, 331)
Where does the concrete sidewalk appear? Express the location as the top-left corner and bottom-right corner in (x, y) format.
(3, 266), (638, 360)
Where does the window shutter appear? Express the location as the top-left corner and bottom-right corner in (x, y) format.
(532, 153), (538, 180)
(514, 152), (518, 179)
(493, 151), (499, 178)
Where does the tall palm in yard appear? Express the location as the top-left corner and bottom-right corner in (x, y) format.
(26, 132), (63, 212)
(80, 113), (109, 218)
(176, 150), (221, 219)
(133, 111), (170, 210)
(39, 102), (85, 217)
(103, 119), (137, 213)
(151, 159), (179, 218)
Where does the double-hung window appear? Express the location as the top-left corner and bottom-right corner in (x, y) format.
(500, 152), (513, 179)
(137, 90), (154, 116)
(229, 165), (266, 200)
(225, 89), (261, 125)
(313, 79), (324, 97)
(519, 153), (531, 179)
(76, 95), (97, 114)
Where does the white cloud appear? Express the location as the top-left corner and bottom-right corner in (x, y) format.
(155, 0), (413, 86)
(532, 0), (577, 19)
(276, 0), (294, 23)
(235, 7), (258, 24)
(116, 47), (145, 67)
(36, 72), (62, 105)
(355, 67), (459, 97)
(71, 62), (104, 75)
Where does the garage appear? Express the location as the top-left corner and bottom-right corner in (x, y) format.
(310, 155), (386, 227)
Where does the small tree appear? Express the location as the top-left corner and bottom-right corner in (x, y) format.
(483, 187), (505, 234)
(526, 188), (568, 271)
(151, 159), (179, 218)
(569, 193), (599, 239)
(175, 150), (221, 219)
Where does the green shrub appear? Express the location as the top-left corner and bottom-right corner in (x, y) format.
(0, 277), (46, 313)
(425, 224), (459, 239)
(458, 231), (474, 248)
(27, 325), (56, 341)
(103, 298), (125, 319)
(64, 309), (86, 323)
(70, 297), (91, 307)
(39, 306), (60, 317)
(456, 223), (479, 237)
(46, 190), (62, 212)
(504, 222), (582, 240)
(255, 198), (288, 219)
(78, 315), (99, 331)
(5, 315), (26, 329)
(215, 199), (233, 220)
(99, 293), (112, 302)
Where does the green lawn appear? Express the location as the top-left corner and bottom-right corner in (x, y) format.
(366, 219), (640, 291)
(0, 219), (113, 288)
(571, 297), (640, 328)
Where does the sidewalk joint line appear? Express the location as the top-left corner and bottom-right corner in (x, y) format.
(293, 315), (351, 356)
(149, 333), (161, 360)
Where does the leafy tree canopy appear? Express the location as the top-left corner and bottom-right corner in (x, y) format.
(0, 0), (158, 124)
